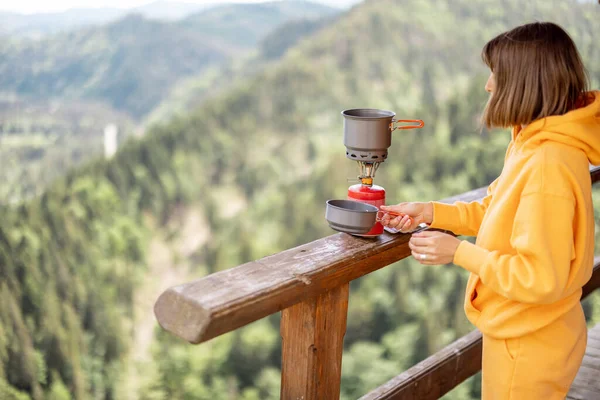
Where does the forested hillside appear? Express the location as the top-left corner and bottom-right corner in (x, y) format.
(144, 13), (338, 125)
(0, 2), (336, 205)
(0, 1), (336, 118)
(1, 0), (599, 399)
(0, 97), (135, 204)
(0, 1), (212, 38)
(178, 1), (337, 49)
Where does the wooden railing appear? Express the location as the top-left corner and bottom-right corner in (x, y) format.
(154, 166), (600, 399)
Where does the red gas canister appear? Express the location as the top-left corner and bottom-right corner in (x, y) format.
(347, 183), (385, 236)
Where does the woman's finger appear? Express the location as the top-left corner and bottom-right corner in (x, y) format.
(399, 215), (410, 226)
(410, 236), (435, 246)
(380, 214), (390, 226)
(380, 213), (391, 226)
(411, 250), (438, 265)
(408, 241), (429, 253)
(381, 203), (408, 215)
(397, 215), (411, 231)
(389, 216), (402, 228)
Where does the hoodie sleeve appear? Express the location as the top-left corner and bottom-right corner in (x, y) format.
(429, 141), (514, 236)
(429, 191), (492, 237)
(453, 191), (575, 304)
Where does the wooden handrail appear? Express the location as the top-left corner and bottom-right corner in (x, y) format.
(360, 259), (600, 400)
(153, 188), (479, 344)
(154, 165), (600, 399)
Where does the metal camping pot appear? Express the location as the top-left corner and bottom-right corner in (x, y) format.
(325, 199), (407, 236)
(341, 109), (424, 161)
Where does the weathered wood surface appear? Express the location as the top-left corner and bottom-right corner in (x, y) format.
(154, 166), (600, 344)
(359, 330), (483, 400)
(361, 258), (600, 400)
(280, 284), (349, 400)
(591, 164), (600, 183)
(154, 230), (414, 343)
(583, 256), (600, 299)
(567, 323), (600, 399)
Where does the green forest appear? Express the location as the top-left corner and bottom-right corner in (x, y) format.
(0, 1), (335, 118)
(1, 0), (600, 399)
(0, 1), (336, 206)
(0, 97), (136, 204)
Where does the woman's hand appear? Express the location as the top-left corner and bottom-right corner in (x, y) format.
(408, 231), (461, 265)
(379, 202), (433, 232)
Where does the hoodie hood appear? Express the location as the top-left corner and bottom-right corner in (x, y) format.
(514, 90), (600, 164)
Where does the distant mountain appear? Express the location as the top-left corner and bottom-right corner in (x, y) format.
(179, 1), (338, 49)
(0, 9), (124, 38)
(145, 12), (338, 125)
(259, 14), (334, 59)
(0, 1), (347, 39)
(0, 1), (337, 118)
(0, 2), (214, 38)
(0, 14), (227, 118)
(0, 1), (338, 205)
(134, 1), (215, 20)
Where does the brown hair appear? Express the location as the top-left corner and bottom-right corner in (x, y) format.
(481, 22), (588, 129)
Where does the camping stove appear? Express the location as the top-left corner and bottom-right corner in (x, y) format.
(341, 108), (424, 236)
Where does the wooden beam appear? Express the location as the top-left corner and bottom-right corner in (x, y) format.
(154, 230), (413, 343)
(359, 330), (483, 400)
(583, 257), (600, 299)
(360, 259), (600, 400)
(154, 166), (600, 344)
(591, 164), (600, 183)
(152, 188), (476, 344)
(280, 283), (349, 399)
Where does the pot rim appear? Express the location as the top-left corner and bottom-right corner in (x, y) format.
(341, 108), (396, 120)
(326, 199), (378, 214)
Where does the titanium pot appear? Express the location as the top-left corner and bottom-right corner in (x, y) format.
(341, 109), (424, 162)
(325, 199), (406, 235)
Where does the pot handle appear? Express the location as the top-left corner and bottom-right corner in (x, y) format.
(376, 210), (412, 223)
(390, 119), (424, 131)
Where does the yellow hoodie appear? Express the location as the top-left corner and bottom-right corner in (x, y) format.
(430, 91), (600, 339)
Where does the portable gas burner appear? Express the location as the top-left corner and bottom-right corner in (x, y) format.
(341, 109), (424, 236)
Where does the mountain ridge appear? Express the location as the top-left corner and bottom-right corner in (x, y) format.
(0, 1), (214, 38)
(0, 1), (337, 118)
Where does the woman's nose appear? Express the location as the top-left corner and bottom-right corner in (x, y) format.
(485, 74), (495, 93)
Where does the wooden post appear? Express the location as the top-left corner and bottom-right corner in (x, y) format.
(280, 283), (349, 399)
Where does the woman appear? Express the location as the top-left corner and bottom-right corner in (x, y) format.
(380, 22), (600, 399)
